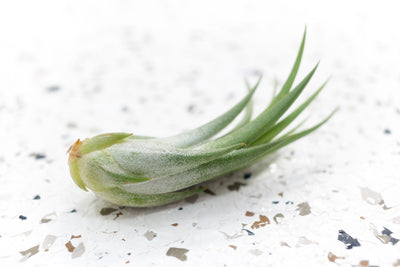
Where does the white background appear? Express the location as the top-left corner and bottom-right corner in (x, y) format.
(1, 0), (400, 266)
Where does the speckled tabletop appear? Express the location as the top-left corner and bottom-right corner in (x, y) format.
(1, 1), (400, 266)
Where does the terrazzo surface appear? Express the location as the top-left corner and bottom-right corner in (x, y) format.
(0, 1), (400, 266)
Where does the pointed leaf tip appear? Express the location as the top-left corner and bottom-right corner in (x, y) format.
(80, 132), (132, 155)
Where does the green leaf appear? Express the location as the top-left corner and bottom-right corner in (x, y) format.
(120, 140), (284, 194)
(158, 77), (261, 148)
(271, 108), (338, 149)
(80, 132), (132, 155)
(252, 80), (327, 146)
(224, 79), (254, 134)
(121, 109), (337, 195)
(100, 167), (151, 183)
(199, 63), (319, 149)
(95, 187), (204, 207)
(270, 27), (306, 106)
(69, 160), (88, 191)
(106, 139), (246, 178)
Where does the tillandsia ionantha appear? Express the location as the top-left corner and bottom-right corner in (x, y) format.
(68, 29), (336, 207)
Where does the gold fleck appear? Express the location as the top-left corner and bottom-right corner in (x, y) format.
(251, 215), (270, 229)
(245, 211), (254, 217)
(328, 252), (344, 262)
(65, 241), (75, 252)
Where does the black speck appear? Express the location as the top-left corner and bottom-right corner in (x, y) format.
(178, 207), (183, 210)
(70, 209), (77, 213)
(33, 195), (40, 200)
(204, 188), (216, 196)
(338, 230), (361, 249)
(272, 201), (279, 204)
(47, 85), (60, 92)
(243, 173), (252, 179)
(285, 201), (294, 205)
(384, 128), (391, 135)
(19, 215), (27, 220)
(382, 227), (399, 245)
(31, 153), (46, 160)
(242, 229), (255, 236)
(127, 253), (131, 256)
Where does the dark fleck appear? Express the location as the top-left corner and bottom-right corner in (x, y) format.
(382, 227), (393, 236)
(33, 195), (41, 200)
(228, 182), (246, 191)
(187, 104), (195, 113)
(70, 209), (77, 213)
(144, 230), (157, 241)
(31, 153), (46, 160)
(121, 106), (129, 112)
(296, 202), (311, 216)
(242, 229), (255, 236)
(100, 208), (118, 215)
(113, 212), (123, 220)
(47, 85), (60, 92)
(40, 218), (51, 224)
(19, 215), (27, 220)
(20, 245), (39, 259)
(204, 188), (216, 195)
(285, 201), (294, 205)
(66, 122), (77, 128)
(243, 173), (252, 179)
(384, 128), (391, 134)
(272, 201), (279, 204)
(338, 230), (361, 249)
(273, 213), (284, 224)
(166, 247), (189, 261)
(382, 227), (399, 245)
(178, 207), (183, 210)
(127, 253), (131, 256)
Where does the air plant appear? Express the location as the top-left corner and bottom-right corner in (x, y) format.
(68, 30), (336, 207)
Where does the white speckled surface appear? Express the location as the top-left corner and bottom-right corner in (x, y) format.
(1, 1), (400, 266)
